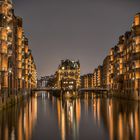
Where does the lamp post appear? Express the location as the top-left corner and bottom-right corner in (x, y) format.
(22, 77), (25, 95)
(8, 68), (12, 97)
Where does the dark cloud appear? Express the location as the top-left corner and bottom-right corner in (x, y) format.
(13, 0), (140, 76)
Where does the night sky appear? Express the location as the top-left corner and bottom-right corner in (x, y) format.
(13, 0), (140, 77)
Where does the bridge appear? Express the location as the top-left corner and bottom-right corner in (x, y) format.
(79, 88), (109, 92)
(31, 87), (61, 92)
(31, 87), (109, 93)
(31, 87), (109, 98)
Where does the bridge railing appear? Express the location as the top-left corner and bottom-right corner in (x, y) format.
(31, 87), (61, 91)
(31, 87), (109, 92)
(79, 88), (109, 91)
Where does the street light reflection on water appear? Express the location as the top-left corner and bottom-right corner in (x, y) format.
(0, 92), (140, 140)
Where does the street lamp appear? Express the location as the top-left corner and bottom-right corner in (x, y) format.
(22, 77), (25, 94)
(8, 68), (12, 97)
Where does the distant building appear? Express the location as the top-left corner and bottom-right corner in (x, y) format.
(37, 75), (56, 88)
(81, 66), (103, 89)
(37, 76), (49, 88)
(56, 59), (80, 91)
(102, 56), (110, 89)
(93, 68), (98, 88)
(81, 74), (93, 88)
(93, 66), (103, 88)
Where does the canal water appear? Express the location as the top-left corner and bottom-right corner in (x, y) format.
(0, 92), (140, 140)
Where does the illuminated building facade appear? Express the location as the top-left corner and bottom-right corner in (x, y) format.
(97, 65), (103, 88)
(102, 56), (110, 89)
(108, 13), (140, 99)
(93, 66), (103, 88)
(93, 68), (98, 88)
(81, 73), (94, 88)
(0, 0), (37, 100)
(56, 59), (80, 91)
(81, 13), (140, 100)
(81, 66), (103, 89)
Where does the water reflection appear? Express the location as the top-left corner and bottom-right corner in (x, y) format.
(56, 98), (81, 140)
(0, 92), (140, 140)
(0, 96), (38, 140)
(55, 92), (140, 140)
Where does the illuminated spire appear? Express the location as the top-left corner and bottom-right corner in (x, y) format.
(134, 13), (140, 26)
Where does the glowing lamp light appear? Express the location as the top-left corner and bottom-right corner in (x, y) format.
(62, 67), (65, 70)
(132, 77), (135, 80)
(7, 26), (10, 31)
(8, 68), (12, 73)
